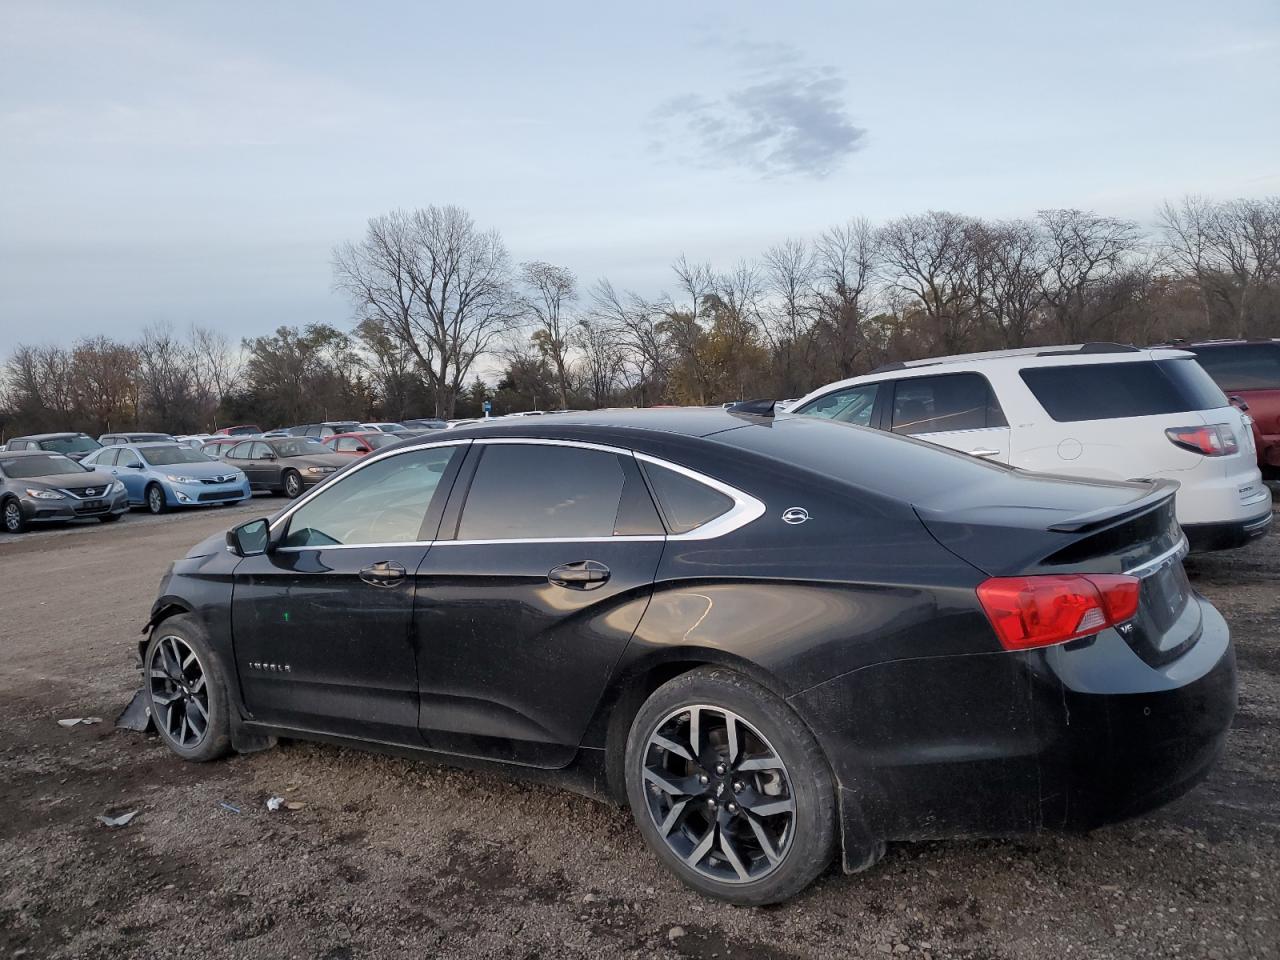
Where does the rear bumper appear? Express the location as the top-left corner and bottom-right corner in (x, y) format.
(792, 598), (1236, 870)
(1182, 508), (1273, 552)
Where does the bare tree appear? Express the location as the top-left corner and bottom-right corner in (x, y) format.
(877, 211), (980, 353)
(814, 218), (878, 376)
(72, 336), (138, 433)
(189, 325), (242, 429)
(519, 260), (578, 409)
(334, 205), (517, 418)
(1204, 197), (1280, 337)
(761, 238), (816, 396)
(572, 318), (625, 409)
(589, 278), (669, 404)
(983, 219), (1046, 347)
(137, 322), (199, 433)
(1038, 209), (1143, 342)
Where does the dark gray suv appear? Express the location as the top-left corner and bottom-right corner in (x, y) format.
(0, 451), (129, 533)
(3, 432), (103, 462)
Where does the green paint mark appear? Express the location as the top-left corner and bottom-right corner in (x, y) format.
(283, 611), (291, 622)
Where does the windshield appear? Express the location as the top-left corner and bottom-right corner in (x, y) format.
(1189, 344), (1280, 391)
(139, 445), (215, 466)
(272, 438), (330, 458)
(0, 454), (87, 478)
(40, 435), (101, 454)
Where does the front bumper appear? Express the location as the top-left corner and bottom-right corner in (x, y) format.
(1183, 507), (1273, 552)
(792, 597), (1236, 870)
(300, 471), (338, 487)
(167, 481), (252, 507)
(20, 489), (129, 522)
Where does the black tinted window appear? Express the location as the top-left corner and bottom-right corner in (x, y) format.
(458, 445), (626, 540)
(796, 383), (878, 426)
(642, 462), (733, 535)
(1187, 344), (1280, 391)
(283, 447), (457, 547)
(1021, 359), (1228, 422)
(891, 373), (1006, 435)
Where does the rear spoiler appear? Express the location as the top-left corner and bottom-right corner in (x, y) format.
(1046, 479), (1179, 533)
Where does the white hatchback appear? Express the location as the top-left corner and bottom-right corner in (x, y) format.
(789, 344), (1272, 551)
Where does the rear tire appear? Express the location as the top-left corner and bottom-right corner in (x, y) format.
(282, 470), (302, 498)
(624, 667), (837, 906)
(2, 497), (26, 534)
(145, 483), (168, 515)
(143, 615), (231, 763)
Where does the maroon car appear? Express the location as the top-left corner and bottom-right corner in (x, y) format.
(1178, 340), (1280, 483)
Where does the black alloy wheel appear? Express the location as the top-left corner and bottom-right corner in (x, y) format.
(148, 634), (211, 750)
(625, 668), (837, 905)
(641, 704), (796, 883)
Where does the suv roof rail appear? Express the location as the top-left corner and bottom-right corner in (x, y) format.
(1035, 342), (1140, 357)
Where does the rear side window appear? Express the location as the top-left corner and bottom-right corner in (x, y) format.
(458, 445), (629, 540)
(1188, 344), (1280, 391)
(891, 373), (1007, 435)
(1021, 359), (1228, 422)
(642, 462), (734, 534)
(796, 383), (879, 426)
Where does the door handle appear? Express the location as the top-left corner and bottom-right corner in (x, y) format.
(548, 560), (611, 590)
(967, 448), (1001, 458)
(360, 560), (407, 587)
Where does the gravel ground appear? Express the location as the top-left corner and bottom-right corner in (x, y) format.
(1, 499), (1277, 960)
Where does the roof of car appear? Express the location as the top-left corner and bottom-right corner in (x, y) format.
(9, 432), (90, 441)
(1156, 338), (1280, 348)
(444, 407), (760, 441)
(0, 449), (61, 458)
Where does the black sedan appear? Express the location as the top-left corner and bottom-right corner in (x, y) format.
(138, 408), (1235, 904)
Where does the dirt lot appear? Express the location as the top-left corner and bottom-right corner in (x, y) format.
(1, 501), (1277, 960)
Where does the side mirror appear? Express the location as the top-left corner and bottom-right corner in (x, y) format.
(127, 462), (143, 469)
(227, 518), (271, 557)
(261, 452), (277, 461)
(1229, 395), (1250, 413)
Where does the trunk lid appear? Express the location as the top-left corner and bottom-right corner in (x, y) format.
(915, 471), (1197, 667)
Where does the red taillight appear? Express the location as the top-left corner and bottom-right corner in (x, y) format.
(1166, 424), (1238, 456)
(976, 574), (1141, 651)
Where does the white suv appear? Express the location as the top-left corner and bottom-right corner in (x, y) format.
(789, 344), (1272, 551)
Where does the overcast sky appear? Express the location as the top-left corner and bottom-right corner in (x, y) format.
(1, 0), (1278, 349)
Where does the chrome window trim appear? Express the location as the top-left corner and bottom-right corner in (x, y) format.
(1123, 536), (1189, 578)
(633, 451), (766, 541)
(266, 435), (764, 549)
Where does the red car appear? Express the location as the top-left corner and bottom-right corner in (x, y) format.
(1178, 340), (1280, 483)
(201, 436), (244, 457)
(323, 432), (403, 457)
(215, 424), (262, 437)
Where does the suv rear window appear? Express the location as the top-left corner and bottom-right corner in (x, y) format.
(1020, 358), (1228, 422)
(1186, 344), (1280, 391)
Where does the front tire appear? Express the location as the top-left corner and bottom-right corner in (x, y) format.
(282, 470), (302, 498)
(624, 667), (837, 906)
(143, 615), (231, 762)
(2, 498), (26, 533)
(145, 483), (168, 515)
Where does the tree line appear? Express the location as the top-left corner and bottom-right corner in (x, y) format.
(3, 195), (1278, 438)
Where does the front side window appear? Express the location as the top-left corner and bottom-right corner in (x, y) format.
(117, 449), (142, 468)
(334, 437), (362, 453)
(458, 444), (629, 540)
(89, 448), (120, 467)
(282, 446), (459, 548)
(795, 383), (879, 426)
(891, 373), (1006, 435)
(1021, 359), (1228, 423)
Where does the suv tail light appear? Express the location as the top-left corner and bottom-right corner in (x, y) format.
(976, 574), (1141, 651)
(1165, 424), (1238, 457)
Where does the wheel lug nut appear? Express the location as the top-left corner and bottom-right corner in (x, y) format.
(715, 763), (727, 776)
(732, 781), (743, 793)
(698, 774), (709, 786)
(727, 802), (739, 814)
(705, 798), (717, 809)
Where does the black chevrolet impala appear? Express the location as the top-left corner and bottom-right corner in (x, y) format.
(140, 408), (1236, 904)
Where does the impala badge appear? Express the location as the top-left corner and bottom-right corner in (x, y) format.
(781, 507), (810, 525)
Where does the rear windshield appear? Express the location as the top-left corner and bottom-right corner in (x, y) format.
(38, 435), (101, 454)
(1020, 358), (1227, 422)
(1186, 344), (1280, 391)
(139, 445), (214, 466)
(0, 454), (86, 478)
